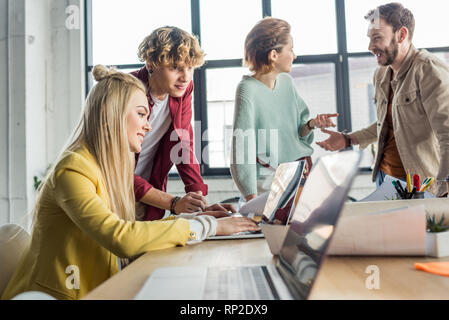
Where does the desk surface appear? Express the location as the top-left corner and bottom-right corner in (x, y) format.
(84, 238), (449, 300)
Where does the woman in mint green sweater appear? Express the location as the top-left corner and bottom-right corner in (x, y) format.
(231, 17), (338, 202)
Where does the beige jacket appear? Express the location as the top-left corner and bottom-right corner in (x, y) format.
(352, 45), (449, 196)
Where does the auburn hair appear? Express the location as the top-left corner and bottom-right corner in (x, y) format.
(244, 17), (291, 74)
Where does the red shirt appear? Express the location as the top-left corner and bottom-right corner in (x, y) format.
(131, 67), (208, 221)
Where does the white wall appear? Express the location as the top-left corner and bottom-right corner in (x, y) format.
(0, 0), (84, 228)
(0, 1), (7, 226)
(0, 0), (28, 227)
(25, 0), (51, 227)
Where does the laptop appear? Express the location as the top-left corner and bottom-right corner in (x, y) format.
(135, 151), (362, 300)
(207, 160), (306, 240)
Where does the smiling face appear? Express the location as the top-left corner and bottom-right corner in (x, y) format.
(126, 89), (151, 153)
(148, 64), (194, 99)
(368, 18), (400, 67)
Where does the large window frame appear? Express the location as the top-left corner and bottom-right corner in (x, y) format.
(85, 0), (449, 177)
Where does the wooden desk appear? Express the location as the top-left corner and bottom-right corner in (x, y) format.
(84, 238), (449, 300)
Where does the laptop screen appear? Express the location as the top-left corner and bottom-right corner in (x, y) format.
(262, 161), (305, 223)
(276, 151), (362, 299)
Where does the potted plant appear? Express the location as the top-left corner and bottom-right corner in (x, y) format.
(426, 214), (449, 257)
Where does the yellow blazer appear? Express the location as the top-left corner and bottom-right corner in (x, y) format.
(1, 147), (189, 300)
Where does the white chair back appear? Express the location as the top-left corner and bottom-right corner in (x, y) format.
(0, 224), (30, 296)
(12, 291), (55, 300)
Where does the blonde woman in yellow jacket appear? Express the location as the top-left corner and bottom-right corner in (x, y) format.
(1, 66), (259, 300)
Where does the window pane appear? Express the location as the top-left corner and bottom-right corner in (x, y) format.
(346, 0), (449, 53)
(271, 0), (338, 55)
(206, 67), (249, 168)
(348, 57), (378, 132)
(348, 56), (380, 168)
(200, 0), (262, 60)
(290, 63), (337, 164)
(92, 0), (191, 66)
(205, 64), (337, 169)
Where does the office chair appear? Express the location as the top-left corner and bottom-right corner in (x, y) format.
(0, 224), (30, 296)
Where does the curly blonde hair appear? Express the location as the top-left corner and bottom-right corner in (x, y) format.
(138, 26), (205, 69)
(244, 17), (291, 74)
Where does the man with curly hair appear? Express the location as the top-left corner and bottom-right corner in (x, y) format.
(132, 26), (234, 221)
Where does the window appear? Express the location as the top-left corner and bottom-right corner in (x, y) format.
(271, 0), (338, 55)
(290, 63), (337, 163)
(199, 0), (262, 60)
(87, 0), (449, 176)
(91, 0), (191, 66)
(348, 56), (378, 168)
(346, 0), (449, 52)
(205, 67), (249, 168)
(348, 57), (377, 132)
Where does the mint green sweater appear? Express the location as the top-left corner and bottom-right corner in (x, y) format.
(230, 73), (314, 197)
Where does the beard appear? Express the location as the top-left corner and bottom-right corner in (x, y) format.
(380, 37), (399, 66)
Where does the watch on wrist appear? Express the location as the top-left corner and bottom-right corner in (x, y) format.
(170, 196), (181, 215)
(342, 132), (352, 148)
(307, 120), (315, 131)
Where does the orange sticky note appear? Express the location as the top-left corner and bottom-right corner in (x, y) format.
(415, 262), (449, 277)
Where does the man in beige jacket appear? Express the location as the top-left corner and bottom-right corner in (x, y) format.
(317, 3), (449, 197)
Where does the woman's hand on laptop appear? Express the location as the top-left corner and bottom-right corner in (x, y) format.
(215, 217), (260, 236)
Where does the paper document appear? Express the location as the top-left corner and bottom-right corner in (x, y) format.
(341, 198), (449, 218)
(238, 191), (269, 215)
(360, 175), (435, 202)
(328, 205), (427, 256)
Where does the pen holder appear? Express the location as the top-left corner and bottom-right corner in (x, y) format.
(412, 191), (425, 199)
(395, 191), (419, 200)
(394, 193), (404, 200)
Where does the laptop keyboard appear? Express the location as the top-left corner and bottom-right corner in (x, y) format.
(203, 266), (275, 300)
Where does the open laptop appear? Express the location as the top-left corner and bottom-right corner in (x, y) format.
(207, 160), (305, 240)
(135, 151), (362, 300)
